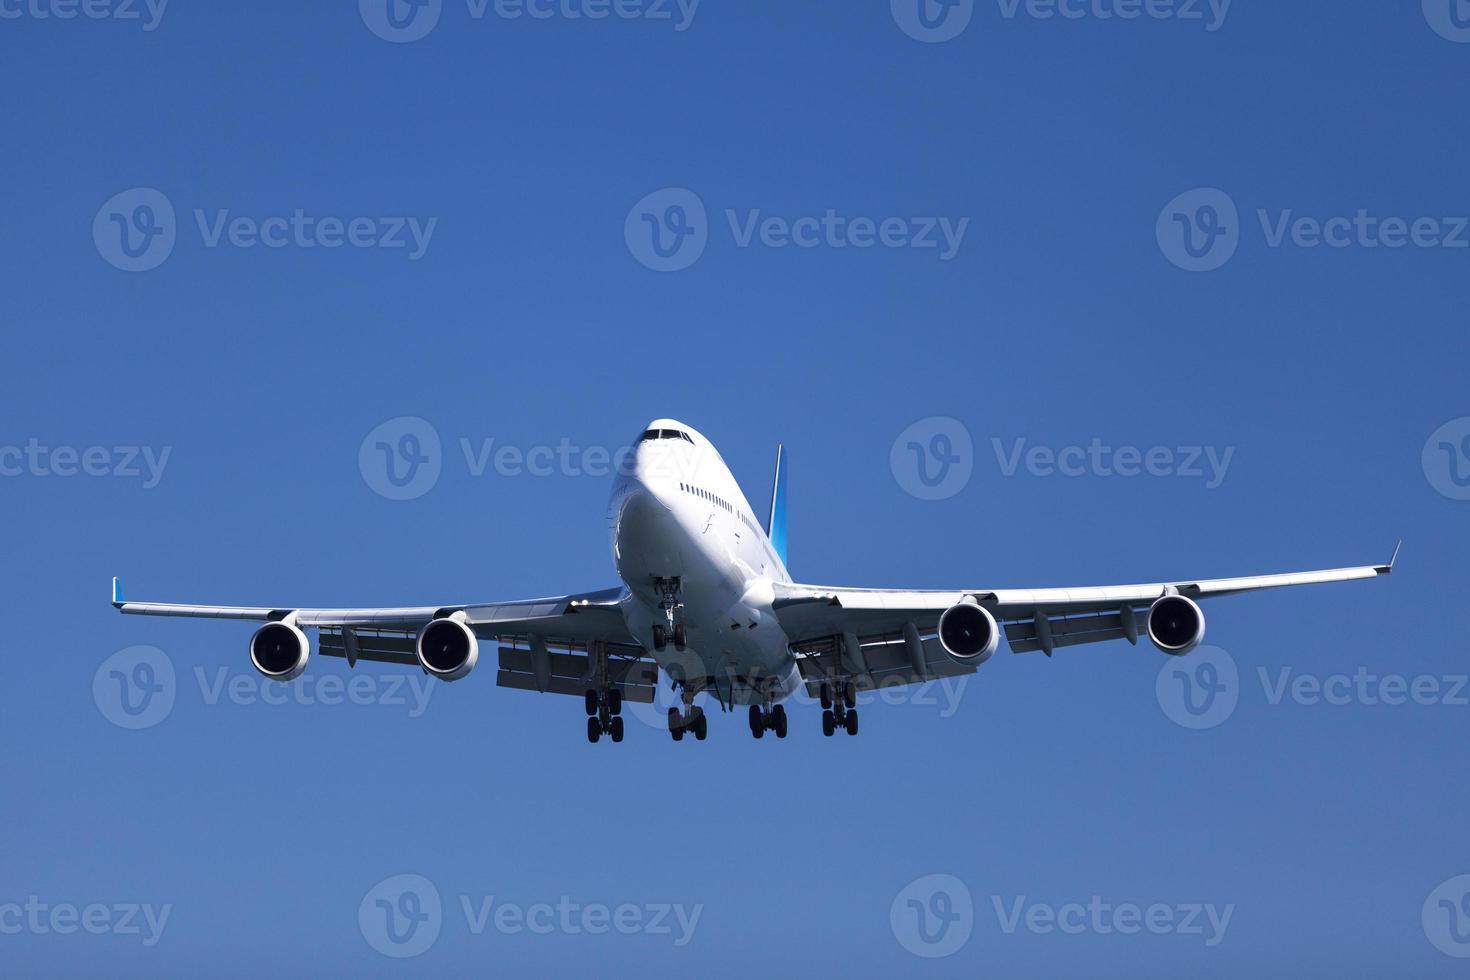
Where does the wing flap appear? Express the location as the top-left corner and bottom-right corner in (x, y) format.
(494, 671), (657, 703)
(319, 628), (419, 666)
(495, 644), (659, 702)
(1004, 609), (1149, 655)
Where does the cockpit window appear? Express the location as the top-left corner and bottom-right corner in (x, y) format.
(638, 429), (695, 444)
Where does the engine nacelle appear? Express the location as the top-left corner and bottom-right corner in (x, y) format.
(249, 620), (310, 681)
(416, 617), (479, 682)
(1147, 595), (1205, 656)
(937, 601), (1000, 666)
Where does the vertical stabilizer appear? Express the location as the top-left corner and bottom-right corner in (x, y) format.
(767, 445), (788, 568)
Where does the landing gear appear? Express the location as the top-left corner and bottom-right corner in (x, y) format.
(652, 576), (686, 653)
(585, 683), (623, 744)
(819, 679), (856, 711)
(652, 621), (689, 653)
(668, 704), (707, 742)
(749, 702), (788, 739)
(822, 699), (859, 738)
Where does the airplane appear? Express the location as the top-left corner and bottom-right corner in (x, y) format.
(112, 418), (1399, 744)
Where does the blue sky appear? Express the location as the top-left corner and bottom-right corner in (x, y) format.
(5, 1), (1470, 976)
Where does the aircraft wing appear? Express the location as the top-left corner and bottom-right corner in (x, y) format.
(112, 576), (634, 639)
(112, 578), (656, 703)
(773, 544), (1398, 680)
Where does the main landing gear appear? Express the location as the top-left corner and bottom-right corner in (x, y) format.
(748, 703), (788, 739)
(651, 578), (687, 652)
(668, 704), (707, 742)
(820, 680), (859, 737)
(667, 673), (708, 742)
(585, 686), (624, 744)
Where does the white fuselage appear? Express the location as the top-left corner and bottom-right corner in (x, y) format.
(607, 422), (800, 707)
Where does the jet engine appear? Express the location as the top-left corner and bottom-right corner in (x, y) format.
(249, 620), (310, 681)
(937, 601), (1000, 666)
(1147, 595), (1205, 656)
(416, 616), (479, 682)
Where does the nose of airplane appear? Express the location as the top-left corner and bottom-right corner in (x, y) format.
(631, 426), (686, 492)
(628, 456), (677, 512)
(619, 480), (666, 529)
(613, 478), (685, 578)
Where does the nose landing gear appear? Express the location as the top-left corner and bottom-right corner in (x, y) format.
(652, 578), (687, 651)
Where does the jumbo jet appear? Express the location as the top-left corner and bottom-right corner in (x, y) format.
(113, 418), (1398, 743)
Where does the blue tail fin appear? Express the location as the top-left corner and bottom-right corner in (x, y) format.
(767, 445), (788, 568)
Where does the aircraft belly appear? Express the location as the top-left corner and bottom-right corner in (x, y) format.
(614, 484), (799, 704)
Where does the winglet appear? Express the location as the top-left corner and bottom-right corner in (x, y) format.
(1377, 540), (1402, 575)
(112, 576), (123, 608)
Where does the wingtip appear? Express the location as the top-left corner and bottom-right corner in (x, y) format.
(1377, 540), (1402, 575)
(111, 576), (123, 608)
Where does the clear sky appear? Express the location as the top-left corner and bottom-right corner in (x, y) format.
(5, 1), (1469, 976)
